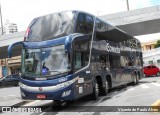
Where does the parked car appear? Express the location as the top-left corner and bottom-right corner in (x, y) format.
(0, 74), (20, 87)
(143, 65), (160, 77)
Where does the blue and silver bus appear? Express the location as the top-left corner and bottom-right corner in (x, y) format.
(8, 10), (143, 101)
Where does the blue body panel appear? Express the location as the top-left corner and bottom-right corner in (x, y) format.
(20, 83), (75, 100)
(20, 74), (74, 87)
(24, 36), (67, 49)
(20, 74), (78, 100)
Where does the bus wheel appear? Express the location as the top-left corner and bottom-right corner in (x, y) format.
(132, 74), (137, 85)
(102, 80), (109, 96)
(136, 74), (139, 84)
(91, 79), (99, 100)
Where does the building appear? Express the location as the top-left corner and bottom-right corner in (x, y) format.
(143, 47), (160, 67)
(0, 31), (24, 78)
(0, 20), (18, 35)
(141, 39), (159, 51)
(142, 39), (160, 67)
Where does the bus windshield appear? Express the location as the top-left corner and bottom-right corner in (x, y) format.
(26, 11), (76, 42)
(22, 45), (70, 77)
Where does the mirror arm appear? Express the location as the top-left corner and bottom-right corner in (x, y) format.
(8, 41), (24, 58)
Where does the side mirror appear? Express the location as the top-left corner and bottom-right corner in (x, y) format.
(8, 41), (24, 58)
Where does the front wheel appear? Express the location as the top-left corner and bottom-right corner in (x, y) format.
(91, 79), (99, 100)
(102, 80), (109, 96)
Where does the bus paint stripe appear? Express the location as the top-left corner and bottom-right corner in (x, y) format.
(140, 84), (149, 89)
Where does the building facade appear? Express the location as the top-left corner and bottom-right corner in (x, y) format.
(0, 20), (18, 35)
(143, 47), (160, 67)
(0, 31), (24, 78)
(141, 39), (158, 51)
(142, 39), (160, 67)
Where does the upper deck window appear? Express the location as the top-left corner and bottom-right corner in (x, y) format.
(76, 13), (94, 34)
(26, 11), (76, 42)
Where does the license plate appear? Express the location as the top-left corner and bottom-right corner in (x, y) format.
(37, 94), (46, 99)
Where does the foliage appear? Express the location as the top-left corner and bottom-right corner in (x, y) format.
(154, 40), (160, 48)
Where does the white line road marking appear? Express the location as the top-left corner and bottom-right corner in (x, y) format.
(128, 88), (135, 91)
(140, 84), (149, 89)
(23, 100), (42, 106)
(152, 83), (160, 87)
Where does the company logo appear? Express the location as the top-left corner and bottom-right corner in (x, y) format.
(35, 78), (47, 80)
(2, 107), (11, 112)
(39, 87), (43, 91)
(106, 43), (120, 54)
(59, 78), (67, 82)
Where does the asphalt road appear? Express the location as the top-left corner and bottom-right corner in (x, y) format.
(1, 76), (160, 115)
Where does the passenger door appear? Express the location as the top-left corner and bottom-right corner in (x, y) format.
(151, 66), (158, 75)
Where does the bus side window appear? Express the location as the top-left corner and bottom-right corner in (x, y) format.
(74, 52), (89, 70)
(109, 55), (120, 68)
(75, 52), (82, 69)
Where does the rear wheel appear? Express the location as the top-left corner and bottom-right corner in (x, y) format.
(132, 74), (137, 85)
(91, 79), (99, 100)
(136, 74), (139, 84)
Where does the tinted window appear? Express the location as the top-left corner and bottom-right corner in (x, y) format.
(76, 13), (94, 34)
(152, 66), (157, 68)
(109, 55), (120, 68)
(147, 66), (151, 69)
(95, 18), (132, 43)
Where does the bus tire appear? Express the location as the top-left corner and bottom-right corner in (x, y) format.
(136, 74), (139, 84)
(91, 79), (99, 100)
(102, 79), (109, 96)
(132, 74), (137, 85)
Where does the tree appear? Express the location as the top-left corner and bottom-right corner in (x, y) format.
(154, 40), (160, 48)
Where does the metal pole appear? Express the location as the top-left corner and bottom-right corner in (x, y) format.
(126, 0), (129, 10)
(0, 3), (3, 35)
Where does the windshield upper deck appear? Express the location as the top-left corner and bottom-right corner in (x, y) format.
(26, 11), (76, 42)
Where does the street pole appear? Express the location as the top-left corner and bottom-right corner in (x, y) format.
(126, 0), (130, 10)
(0, 3), (3, 35)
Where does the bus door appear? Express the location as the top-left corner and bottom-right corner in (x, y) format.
(73, 35), (93, 96)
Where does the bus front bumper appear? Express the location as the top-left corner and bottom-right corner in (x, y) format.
(19, 77), (78, 101)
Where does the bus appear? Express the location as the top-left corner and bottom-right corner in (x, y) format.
(8, 10), (143, 101)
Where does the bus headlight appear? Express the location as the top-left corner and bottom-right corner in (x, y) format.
(19, 82), (27, 88)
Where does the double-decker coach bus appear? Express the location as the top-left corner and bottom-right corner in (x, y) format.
(8, 10), (143, 101)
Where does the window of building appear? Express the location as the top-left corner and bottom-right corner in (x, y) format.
(157, 60), (160, 63)
(148, 61), (153, 64)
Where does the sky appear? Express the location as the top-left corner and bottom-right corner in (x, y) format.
(0, 0), (160, 42)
